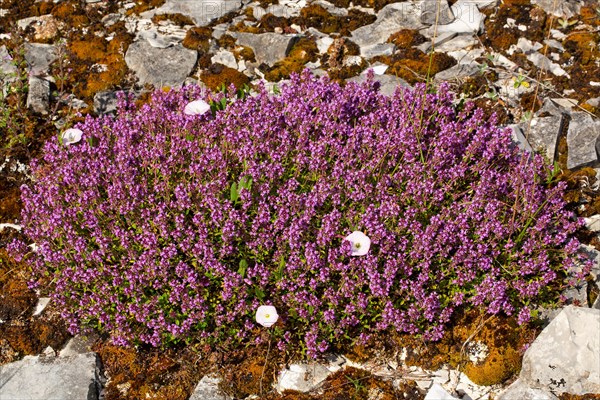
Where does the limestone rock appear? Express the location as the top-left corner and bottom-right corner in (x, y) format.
(519, 306), (600, 395)
(424, 383), (458, 400)
(93, 91), (120, 114)
(275, 363), (332, 393)
(211, 49), (238, 70)
(0, 352), (102, 400)
(233, 32), (298, 66)
(434, 63), (479, 81)
(567, 112), (600, 169)
(17, 14), (60, 42)
(435, 0), (486, 34)
(531, 0), (581, 19)
(24, 43), (56, 75)
(347, 73), (410, 97)
(125, 41), (197, 88)
(420, 0), (454, 25)
(140, 0), (242, 26)
(351, 2), (425, 49)
(497, 378), (558, 400)
(189, 375), (231, 400)
(26, 76), (50, 114)
(517, 114), (562, 161)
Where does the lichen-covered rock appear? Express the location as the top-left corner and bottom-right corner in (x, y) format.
(567, 112), (600, 170)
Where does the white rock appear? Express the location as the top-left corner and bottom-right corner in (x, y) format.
(497, 378), (558, 400)
(425, 383), (458, 400)
(140, 0), (242, 26)
(0, 223), (22, 232)
(189, 375), (231, 400)
(211, 49), (238, 70)
(436, 0), (485, 34)
(316, 36), (334, 54)
(33, 298), (50, 316)
(519, 306), (600, 395)
(276, 363), (332, 393)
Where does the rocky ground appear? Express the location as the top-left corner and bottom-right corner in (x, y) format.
(1, 0), (600, 399)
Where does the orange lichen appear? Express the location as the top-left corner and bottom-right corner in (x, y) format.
(151, 13), (195, 27)
(265, 38), (319, 82)
(464, 346), (521, 385)
(291, 5), (376, 36)
(387, 29), (426, 49)
(182, 27), (212, 52)
(374, 49), (456, 84)
(200, 64), (250, 91)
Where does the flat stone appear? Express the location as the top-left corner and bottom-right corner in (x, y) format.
(211, 49), (238, 70)
(508, 124), (535, 154)
(421, 0), (454, 25)
(125, 40), (197, 88)
(435, 0), (485, 34)
(517, 114), (562, 161)
(316, 36), (334, 54)
(567, 112), (600, 169)
(26, 76), (50, 114)
(519, 306), (600, 395)
(425, 383), (458, 400)
(33, 297), (50, 316)
(60, 335), (97, 357)
(0, 352), (102, 400)
(360, 43), (395, 58)
(140, 0), (242, 26)
(434, 33), (478, 53)
(497, 378), (558, 400)
(416, 32), (457, 53)
(138, 28), (185, 48)
(233, 32), (298, 66)
(275, 363), (332, 393)
(531, 0), (581, 19)
(351, 2), (425, 48)
(24, 43), (56, 75)
(434, 63), (479, 81)
(93, 90), (120, 114)
(189, 375), (231, 400)
(347, 73), (410, 97)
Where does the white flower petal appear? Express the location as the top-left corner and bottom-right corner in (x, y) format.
(184, 99), (211, 116)
(344, 231), (371, 256)
(61, 128), (83, 145)
(256, 305), (279, 328)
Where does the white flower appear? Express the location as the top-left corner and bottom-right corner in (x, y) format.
(61, 128), (83, 145)
(255, 305), (278, 328)
(184, 99), (211, 116)
(344, 231), (371, 256)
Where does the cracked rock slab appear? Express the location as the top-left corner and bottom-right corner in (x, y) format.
(233, 32), (298, 66)
(0, 352), (102, 400)
(519, 306), (600, 395)
(140, 0), (242, 26)
(125, 41), (197, 88)
(567, 112), (600, 169)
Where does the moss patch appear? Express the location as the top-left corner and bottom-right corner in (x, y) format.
(200, 63), (250, 91)
(264, 38), (319, 82)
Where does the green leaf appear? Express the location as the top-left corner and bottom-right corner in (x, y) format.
(230, 182), (239, 202)
(238, 259), (248, 278)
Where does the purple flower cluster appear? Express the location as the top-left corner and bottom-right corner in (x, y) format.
(11, 71), (587, 355)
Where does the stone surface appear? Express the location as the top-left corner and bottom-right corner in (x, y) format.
(497, 378), (558, 400)
(360, 43), (395, 58)
(234, 32), (298, 66)
(436, 0), (486, 34)
(424, 383), (458, 400)
(351, 2), (424, 48)
(519, 306), (600, 395)
(434, 63), (479, 80)
(420, 0), (454, 25)
(93, 90), (120, 114)
(125, 41), (197, 88)
(17, 14), (60, 42)
(140, 0), (242, 26)
(531, 0), (581, 19)
(517, 114), (562, 161)
(189, 375), (231, 400)
(567, 112), (600, 169)
(138, 28), (186, 48)
(417, 32), (457, 53)
(275, 363), (332, 393)
(26, 76), (50, 114)
(33, 297), (50, 316)
(0, 352), (102, 400)
(347, 73), (410, 97)
(211, 49), (238, 70)
(24, 43), (56, 75)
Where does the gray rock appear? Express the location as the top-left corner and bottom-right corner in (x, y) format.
(417, 32), (457, 53)
(360, 43), (395, 58)
(24, 43), (57, 75)
(93, 90), (121, 114)
(351, 2), (425, 48)
(567, 112), (600, 169)
(125, 41), (197, 88)
(434, 63), (479, 81)
(313, 0), (348, 16)
(421, 0), (454, 25)
(275, 363), (332, 393)
(347, 73), (410, 97)
(60, 335), (97, 358)
(211, 49), (238, 70)
(435, 0), (486, 34)
(0, 352), (102, 400)
(519, 306), (600, 395)
(508, 124), (535, 154)
(140, 0), (242, 26)
(517, 114), (562, 161)
(233, 33), (298, 66)
(497, 378), (558, 400)
(576, 244), (600, 283)
(434, 33), (478, 53)
(189, 375), (232, 400)
(138, 28), (185, 48)
(26, 76), (50, 114)
(1, 45), (18, 96)
(531, 0), (581, 19)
